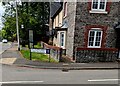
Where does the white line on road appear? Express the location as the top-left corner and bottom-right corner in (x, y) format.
(88, 79), (120, 82)
(0, 81), (44, 84)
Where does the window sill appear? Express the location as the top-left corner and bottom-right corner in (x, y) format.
(89, 10), (108, 14)
(88, 46), (101, 48)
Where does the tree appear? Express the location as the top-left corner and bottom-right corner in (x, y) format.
(0, 30), (2, 41)
(2, 1), (50, 44)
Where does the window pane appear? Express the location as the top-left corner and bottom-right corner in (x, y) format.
(95, 31), (102, 46)
(96, 31), (101, 36)
(99, 0), (105, 9)
(88, 29), (102, 48)
(90, 31), (95, 36)
(64, 2), (67, 16)
(89, 42), (94, 46)
(95, 42), (100, 46)
(89, 37), (94, 41)
(96, 36), (101, 41)
(88, 31), (95, 46)
(60, 32), (64, 46)
(92, 0), (98, 9)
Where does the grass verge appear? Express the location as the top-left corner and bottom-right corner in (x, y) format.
(20, 50), (58, 63)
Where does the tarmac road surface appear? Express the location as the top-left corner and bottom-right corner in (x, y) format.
(0, 42), (11, 54)
(2, 65), (119, 85)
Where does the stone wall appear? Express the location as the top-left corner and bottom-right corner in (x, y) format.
(74, 2), (119, 50)
(106, 28), (117, 48)
(64, 2), (77, 58)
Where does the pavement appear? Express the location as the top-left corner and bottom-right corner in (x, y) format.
(1, 43), (120, 70)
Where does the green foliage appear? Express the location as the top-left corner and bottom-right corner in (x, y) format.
(2, 2), (50, 42)
(37, 42), (41, 46)
(21, 50), (58, 63)
(0, 30), (2, 41)
(34, 42), (41, 48)
(2, 17), (17, 40)
(1, 30), (6, 38)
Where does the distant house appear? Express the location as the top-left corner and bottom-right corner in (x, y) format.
(49, 0), (120, 62)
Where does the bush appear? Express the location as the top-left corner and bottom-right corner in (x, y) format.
(37, 42), (41, 46)
(21, 40), (26, 47)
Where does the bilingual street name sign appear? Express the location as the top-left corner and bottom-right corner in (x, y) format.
(31, 49), (50, 54)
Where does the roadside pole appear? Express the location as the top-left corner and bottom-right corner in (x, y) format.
(16, 1), (20, 51)
(30, 49), (32, 60)
(47, 49), (50, 62)
(49, 54), (50, 63)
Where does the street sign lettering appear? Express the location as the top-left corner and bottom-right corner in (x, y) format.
(31, 49), (50, 54)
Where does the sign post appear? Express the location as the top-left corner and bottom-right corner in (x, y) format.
(30, 49), (32, 60)
(30, 48), (50, 61)
(49, 54), (50, 62)
(28, 29), (34, 49)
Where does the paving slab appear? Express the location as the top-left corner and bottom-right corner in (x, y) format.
(1, 43), (120, 70)
(0, 58), (17, 65)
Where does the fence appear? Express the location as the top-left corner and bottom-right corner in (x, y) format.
(41, 42), (66, 62)
(75, 48), (118, 63)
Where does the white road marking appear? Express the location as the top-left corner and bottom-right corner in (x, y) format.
(88, 79), (120, 82)
(0, 81), (44, 84)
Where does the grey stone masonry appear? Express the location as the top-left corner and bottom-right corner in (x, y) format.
(119, 1), (120, 20)
(106, 28), (117, 48)
(65, 2), (77, 58)
(63, 2), (119, 61)
(74, 2), (119, 50)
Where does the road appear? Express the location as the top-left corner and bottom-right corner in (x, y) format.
(0, 42), (11, 54)
(1, 65), (119, 85)
(0, 42), (12, 86)
(0, 42), (119, 86)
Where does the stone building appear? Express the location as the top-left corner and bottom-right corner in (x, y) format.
(49, 0), (120, 62)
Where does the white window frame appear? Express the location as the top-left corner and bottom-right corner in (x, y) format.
(58, 31), (66, 49)
(58, 11), (63, 27)
(90, 0), (108, 14)
(63, 2), (67, 18)
(88, 28), (103, 48)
